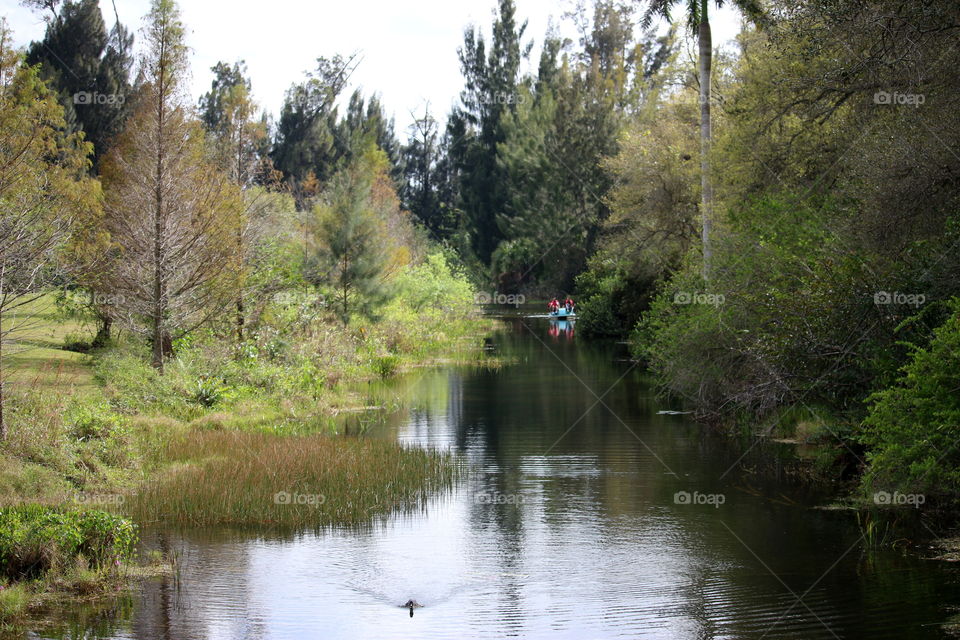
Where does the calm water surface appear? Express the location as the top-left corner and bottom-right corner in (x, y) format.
(39, 316), (960, 639)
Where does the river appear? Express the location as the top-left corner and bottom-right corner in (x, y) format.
(38, 315), (960, 639)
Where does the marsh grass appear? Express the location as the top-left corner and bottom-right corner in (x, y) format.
(127, 430), (460, 527)
(0, 583), (29, 625)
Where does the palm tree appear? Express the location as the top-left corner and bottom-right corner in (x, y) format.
(642, 0), (763, 279)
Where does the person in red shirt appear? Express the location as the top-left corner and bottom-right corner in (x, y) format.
(548, 298), (560, 313)
(564, 296), (574, 312)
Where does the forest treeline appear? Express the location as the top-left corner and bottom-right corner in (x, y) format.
(3, 0), (960, 505)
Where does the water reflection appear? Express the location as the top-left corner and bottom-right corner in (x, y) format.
(33, 319), (960, 639)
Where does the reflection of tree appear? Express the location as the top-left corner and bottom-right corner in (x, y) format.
(109, 319), (956, 638)
(131, 530), (267, 640)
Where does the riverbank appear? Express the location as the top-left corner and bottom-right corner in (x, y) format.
(0, 267), (494, 627)
(1, 299), (489, 508)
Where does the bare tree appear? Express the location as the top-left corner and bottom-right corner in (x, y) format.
(100, 0), (240, 372)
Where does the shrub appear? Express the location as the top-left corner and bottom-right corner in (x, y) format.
(192, 376), (227, 408)
(636, 195), (904, 423)
(0, 506), (137, 580)
(65, 402), (126, 442)
(374, 355), (401, 378)
(861, 298), (960, 500)
(575, 255), (656, 338)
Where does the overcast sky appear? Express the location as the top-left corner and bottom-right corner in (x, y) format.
(2, 0), (744, 135)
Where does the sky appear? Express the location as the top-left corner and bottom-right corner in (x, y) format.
(2, 0), (744, 135)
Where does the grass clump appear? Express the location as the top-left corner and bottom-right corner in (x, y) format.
(0, 582), (30, 624)
(127, 430), (458, 527)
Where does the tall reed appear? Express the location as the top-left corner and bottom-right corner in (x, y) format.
(127, 430), (459, 528)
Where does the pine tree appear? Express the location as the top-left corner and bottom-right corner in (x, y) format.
(271, 54), (359, 204)
(447, 0), (529, 265)
(308, 147), (405, 323)
(25, 0), (134, 169)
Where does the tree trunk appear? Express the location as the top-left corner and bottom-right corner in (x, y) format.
(0, 265), (6, 441)
(152, 31), (167, 373)
(0, 303), (5, 442)
(161, 330), (174, 359)
(236, 297), (245, 342)
(698, 2), (713, 280)
(92, 313), (112, 348)
(235, 125), (245, 343)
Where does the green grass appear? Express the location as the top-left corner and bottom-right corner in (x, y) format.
(0, 582), (29, 625)
(127, 430), (459, 527)
(0, 289), (494, 521)
(3, 295), (98, 396)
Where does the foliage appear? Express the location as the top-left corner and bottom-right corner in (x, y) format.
(307, 145), (411, 322)
(24, 0), (134, 169)
(633, 0), (960, 503)
(861, 299), (960, 500)
(0, 18), (101, 438)
(637, 195), (901, 423)
(386, 252), (473, 314)
(270, 53), (360, 202)
(575, 252), (656, 337)
(0, 505), (136, 580)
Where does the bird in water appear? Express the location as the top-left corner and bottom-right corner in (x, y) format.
(402, 599), (422, 617)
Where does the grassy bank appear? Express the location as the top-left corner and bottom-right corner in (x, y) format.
(0, 256), (493, 625)
(1, 252), (491, 509)
(1, 299), (488, 510)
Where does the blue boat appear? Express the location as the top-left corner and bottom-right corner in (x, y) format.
(550, 307), (576, 318)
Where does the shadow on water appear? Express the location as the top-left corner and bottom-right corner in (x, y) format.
(27, 316), (960, 639)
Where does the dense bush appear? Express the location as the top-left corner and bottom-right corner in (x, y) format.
(637, 196), (896, 421)
(0, 505), (136, 580)
(574, 255), (656, 338)
(861, 299), (960, 500)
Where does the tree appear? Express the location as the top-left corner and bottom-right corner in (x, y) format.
(271, 54), (359, 203)
(493, 3), (654, 292)
(100, 0), (241, 371)
(198, 60), (274, 341)
(25, 0), (134, 169)
(400, 105), (459, 239)
(447, 0), (530, 266)
(336, 89), (400, 177)
(0, 19), (99, 438)
(308, 146), (410, 323)
(641, 0), (763, 279)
